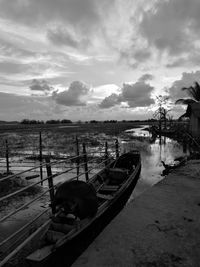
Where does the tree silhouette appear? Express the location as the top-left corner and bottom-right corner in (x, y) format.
(175, 81), (200, 119)
(153, 95), (171, 131)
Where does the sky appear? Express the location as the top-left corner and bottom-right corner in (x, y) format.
(0, 0), (200, 121)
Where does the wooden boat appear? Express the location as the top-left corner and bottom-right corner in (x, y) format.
(26, 151), (141, 267)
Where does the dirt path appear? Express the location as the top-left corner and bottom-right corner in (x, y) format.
(73, 159), (200, 267)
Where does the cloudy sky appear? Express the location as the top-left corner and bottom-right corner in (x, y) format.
(0, 0), (200, 121)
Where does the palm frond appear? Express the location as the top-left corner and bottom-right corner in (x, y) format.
(175, 98), (196, 105)
(181, 82), (200, 101)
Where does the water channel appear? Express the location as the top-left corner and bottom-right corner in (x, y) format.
(120, 126), (189, 200)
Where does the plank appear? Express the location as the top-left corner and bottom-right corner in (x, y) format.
(26, 244), (54, 264)
(100, 185), (119, 192)
(96, 193), (113, 200)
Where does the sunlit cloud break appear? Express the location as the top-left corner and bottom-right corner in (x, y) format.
(0, 0), (200, 120)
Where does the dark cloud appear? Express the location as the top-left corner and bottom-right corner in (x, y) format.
(99, 93), (119, 109)
(99, 81), (155, 109)
(52, 81), (89, 106)
(168, 71), (200, 101)
(30, 79), (53, 92)
(139, 0), (200, 56)
(120, 82), (154, 108)
(139, 74), (154, 82)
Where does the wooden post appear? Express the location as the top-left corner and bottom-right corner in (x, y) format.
(115, 139), (119, 159)
(39, 132), (43, 185)
(5, 139), (9, 175)
(82, 143), (89, 182)
(45, 157), (55, 214)
(76, 136), (80, 179)
(105, 141), (108, 167)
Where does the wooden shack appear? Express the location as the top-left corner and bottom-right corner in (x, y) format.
(189, 102), (200, 137)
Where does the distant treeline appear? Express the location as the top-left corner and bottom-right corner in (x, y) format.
(20, 119), (72, 124)
(20, 118), (159, 125)
(86, 119), (158, 123)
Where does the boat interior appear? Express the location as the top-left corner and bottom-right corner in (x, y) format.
(26, 151), (140, 264)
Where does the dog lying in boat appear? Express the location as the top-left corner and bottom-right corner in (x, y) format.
(53, 180), (98, 220)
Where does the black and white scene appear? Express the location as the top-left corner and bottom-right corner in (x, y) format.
(0, 0), (200, 266)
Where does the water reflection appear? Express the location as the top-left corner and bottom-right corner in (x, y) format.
(121, 126), (189, 200)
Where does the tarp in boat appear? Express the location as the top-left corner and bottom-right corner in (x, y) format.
(53, 180), (98, 219)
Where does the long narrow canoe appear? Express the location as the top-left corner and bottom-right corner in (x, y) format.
(26, 150), (141, 267)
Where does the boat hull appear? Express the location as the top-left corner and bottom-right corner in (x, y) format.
(30, 163), (141, 267)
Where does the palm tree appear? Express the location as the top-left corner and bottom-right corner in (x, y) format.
(175, 81), (200, 119)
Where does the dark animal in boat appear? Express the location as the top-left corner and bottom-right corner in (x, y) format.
(161, 158), (186, 176)
(53, 180), (98, 219)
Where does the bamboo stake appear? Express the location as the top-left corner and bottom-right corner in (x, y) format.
(115, 139), (119, 159)
(76, 136), (80, 179)
(82, 143), (89, 182)
(105, 141), (108, 167)
(39, 132), (43, 185)
(45, 158), (55, 214)
(5, 140), (9, 175)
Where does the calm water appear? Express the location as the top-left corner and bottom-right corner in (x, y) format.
(121, 126), (189, 200)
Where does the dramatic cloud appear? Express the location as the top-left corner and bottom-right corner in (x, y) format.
(1, 1), (200, 121)
(99, 81), (155, 109)
(29, 79), (53, 92)
(53, 81), (90, 106)
(139, 0), (200, 59)
(117, 0), (200, 69)
(168, 71), (200, 102)
(0, 0), (115, 36)
(98, 93), (119, 109)
(120, 82), (154, 108)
